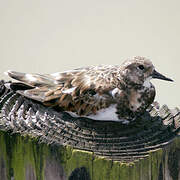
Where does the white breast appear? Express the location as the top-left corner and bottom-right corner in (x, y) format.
(87, 104), (119, 121)
(66, 105), (130, 124)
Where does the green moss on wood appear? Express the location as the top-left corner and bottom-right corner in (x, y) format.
(150, 149), (163, 180)
(60, 148), (93, 178)
(0, 131), (47, 180)
(0, 130), (179, 180)
(167, 138), (180, 180)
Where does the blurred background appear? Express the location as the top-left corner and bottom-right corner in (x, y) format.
(0, 0), (179, 108)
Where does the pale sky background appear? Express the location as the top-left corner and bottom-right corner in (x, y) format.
(0, 0), (179, 109)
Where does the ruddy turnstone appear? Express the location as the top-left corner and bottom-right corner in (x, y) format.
(5, 56), (173, 123)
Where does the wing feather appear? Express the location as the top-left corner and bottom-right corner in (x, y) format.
(6, 66), (121, 115)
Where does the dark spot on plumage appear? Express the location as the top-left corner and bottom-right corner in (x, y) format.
(53, 106), (64, 112)
(137, 97), (141, 103)
(10, 82), (34, 91)
(79, 109), (84, 115)
(83, 89), (96, 96)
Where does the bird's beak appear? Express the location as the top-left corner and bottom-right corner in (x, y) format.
(152, 70), (173, 82)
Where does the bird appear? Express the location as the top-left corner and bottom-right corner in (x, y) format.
(5, 56), (173, 124)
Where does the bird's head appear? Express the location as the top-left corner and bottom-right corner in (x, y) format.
(120, 56), (173, 88)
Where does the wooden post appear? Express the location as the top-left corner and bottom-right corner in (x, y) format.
(0, 81), (179, 180)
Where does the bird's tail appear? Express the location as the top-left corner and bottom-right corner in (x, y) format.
(5, 70), (55, 87)
(4, 70), (61, 103)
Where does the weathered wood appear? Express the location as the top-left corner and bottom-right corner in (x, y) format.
(0, 80), (179, 180)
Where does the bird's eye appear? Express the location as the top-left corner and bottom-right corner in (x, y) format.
(138, 65), (145, 70)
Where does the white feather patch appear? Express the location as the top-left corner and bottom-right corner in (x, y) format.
(143, 77), (152, 88)
(87, 104), (119, 120)
(110, 88), (121, 98)
(26, 74), (37, 82)
(62, 87), (76, 94)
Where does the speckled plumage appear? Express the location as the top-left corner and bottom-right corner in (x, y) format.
(5, 56), (173, 122)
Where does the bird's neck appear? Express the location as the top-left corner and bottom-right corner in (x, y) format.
(115, 82), (155, 120)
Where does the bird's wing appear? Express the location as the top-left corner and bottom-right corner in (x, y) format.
(6, 66), (121, 115)
(51, 65), (119, 92)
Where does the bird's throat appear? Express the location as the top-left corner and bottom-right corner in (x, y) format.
(143, 77), (152, 88)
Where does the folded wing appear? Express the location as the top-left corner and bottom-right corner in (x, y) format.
(6, 66), (120, 115)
